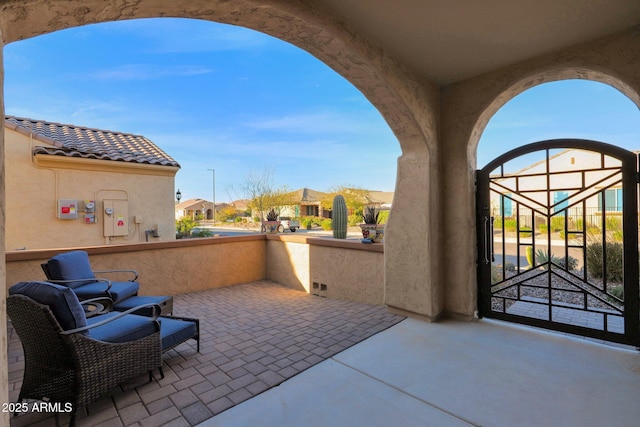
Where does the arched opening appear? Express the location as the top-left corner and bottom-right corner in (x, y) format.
(3, 17), (402, 249)
(0, 2), (441, 324)
(474, 78), (640, 345)
(477, 79), (640, 167)
(0, 4), (442, 421)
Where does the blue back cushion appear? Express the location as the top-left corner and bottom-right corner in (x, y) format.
(46, 250), (96, 288)
(9, 281), (87, 332)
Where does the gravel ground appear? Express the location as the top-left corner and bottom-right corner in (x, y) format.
(491, 266), (624, 313)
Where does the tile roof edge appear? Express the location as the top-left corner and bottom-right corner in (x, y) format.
(5, 119), (61, 147)
(5, 115), (148, 140)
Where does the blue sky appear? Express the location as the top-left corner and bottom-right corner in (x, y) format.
(4, 18), (640, 202)
(4, 18), (400, 202)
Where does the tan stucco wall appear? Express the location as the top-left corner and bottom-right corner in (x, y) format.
(6, 236), (267, 296)
(265, 235), (385, 306)
(5, 128), (178, 250)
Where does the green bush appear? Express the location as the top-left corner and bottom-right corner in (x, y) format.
(377, 211), (390, 224)
(609, 284), (624, 300)
(321, 219), (332, 230)
(235, 217), (243, 223)
(503, 218), (517, 232)
(176, 217), (197, 238)
(550, 216), (565, 232)
(348, 214), (362, 226)
(586, 241), (623, 282)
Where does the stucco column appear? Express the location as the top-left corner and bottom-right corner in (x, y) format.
(385, 146), (443, 320)
(0, 31), (9, 427)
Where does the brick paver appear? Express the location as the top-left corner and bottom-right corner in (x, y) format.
(8, 280), (404, 426)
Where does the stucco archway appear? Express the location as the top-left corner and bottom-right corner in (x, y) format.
(0, 0), (443, 313)
(440, 27), (640, 320)
(0, 1), (444, 415)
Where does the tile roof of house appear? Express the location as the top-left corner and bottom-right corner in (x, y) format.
(5, 116), (180, 167)
(290, 188), (326, 203)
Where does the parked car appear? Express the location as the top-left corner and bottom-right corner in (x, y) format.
(279, 217), (300, 232)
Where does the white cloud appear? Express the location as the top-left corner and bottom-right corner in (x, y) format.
(247, 111), (383, 135)
(82, 64), (214, 82)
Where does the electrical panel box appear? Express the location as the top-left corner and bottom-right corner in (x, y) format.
(103, 199), (129, 237)
(57, 199), (78, 220)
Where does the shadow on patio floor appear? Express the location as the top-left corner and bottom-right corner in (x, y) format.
(7, 280), (404, 426)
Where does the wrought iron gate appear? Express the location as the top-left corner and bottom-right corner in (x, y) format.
(477, 139), (639, 346)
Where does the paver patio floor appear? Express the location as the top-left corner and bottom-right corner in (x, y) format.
(7, 280), (404, 426)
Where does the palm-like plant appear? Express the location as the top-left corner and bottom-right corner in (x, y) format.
(362, 206), (379, 224)
(265, 208), (278, 221)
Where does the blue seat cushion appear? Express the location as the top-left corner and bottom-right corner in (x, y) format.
(9, 281), (87, 332)
(46, 250), (96, 288)
(86, 312), (158, 343)
(75, 280), (139, 303)
(158, 317), (197, 352)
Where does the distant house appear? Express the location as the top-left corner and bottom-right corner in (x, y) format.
(284, 188), (329, 218)
(175, 198), (215, 220)
(4, 116), (180, 250)
(490, 148), (625, 224)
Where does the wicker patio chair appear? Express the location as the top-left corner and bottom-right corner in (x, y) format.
(41, 250), (173, 316)
(7, 281), (163, 426)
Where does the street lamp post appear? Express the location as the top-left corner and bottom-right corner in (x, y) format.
(207, 169), (215, 224)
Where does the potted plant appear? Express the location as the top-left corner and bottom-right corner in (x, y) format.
(261, 208), (282, 233)
(360, 206), (385, 243)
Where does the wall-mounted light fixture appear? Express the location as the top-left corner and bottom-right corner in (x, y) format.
(176, 189), (182, 203)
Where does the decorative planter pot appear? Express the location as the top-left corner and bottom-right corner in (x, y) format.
(261, 221), (282, 233)
(359, 224), (385, 243)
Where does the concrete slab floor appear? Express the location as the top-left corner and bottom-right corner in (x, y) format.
(202, 318), (640, 427)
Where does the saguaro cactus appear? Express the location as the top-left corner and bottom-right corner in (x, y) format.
(332, 194), (347, 239)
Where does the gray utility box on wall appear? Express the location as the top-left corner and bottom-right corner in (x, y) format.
(57, 199), (78, 220)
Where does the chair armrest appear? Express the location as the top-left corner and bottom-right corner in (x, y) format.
(60, 303), (161, 335)
(92, 269), (139, 281)
(48, 277), (112, 292)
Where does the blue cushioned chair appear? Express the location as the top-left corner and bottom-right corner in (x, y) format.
(7, 281), (161, 426)
(41, 250), (174, 316)
(41, 250), (139, 303)
(7, 281), (199, 425)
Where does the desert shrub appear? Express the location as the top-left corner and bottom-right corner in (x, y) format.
(377, 210), (390, 224)
(502, 218), (517, 232)
(191, 228), (213, 238)
(609, 284), (624, 300)
(505, 262), (516, 272)
(519, 227), (532, 238)
(176, 217), (198, 238)
(538, 224), (548, 234)
(235, 217), (243, 223)
(348, 214), (362, 226)
(586, 241), (623, 282)
(321, 219), (332, 230)
(529, 249), (576, 271)
(558, 255), (578, 271)
(550, 216), (565, 232)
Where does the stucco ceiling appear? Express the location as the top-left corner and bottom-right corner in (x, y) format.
(320, 0), (640, 85)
